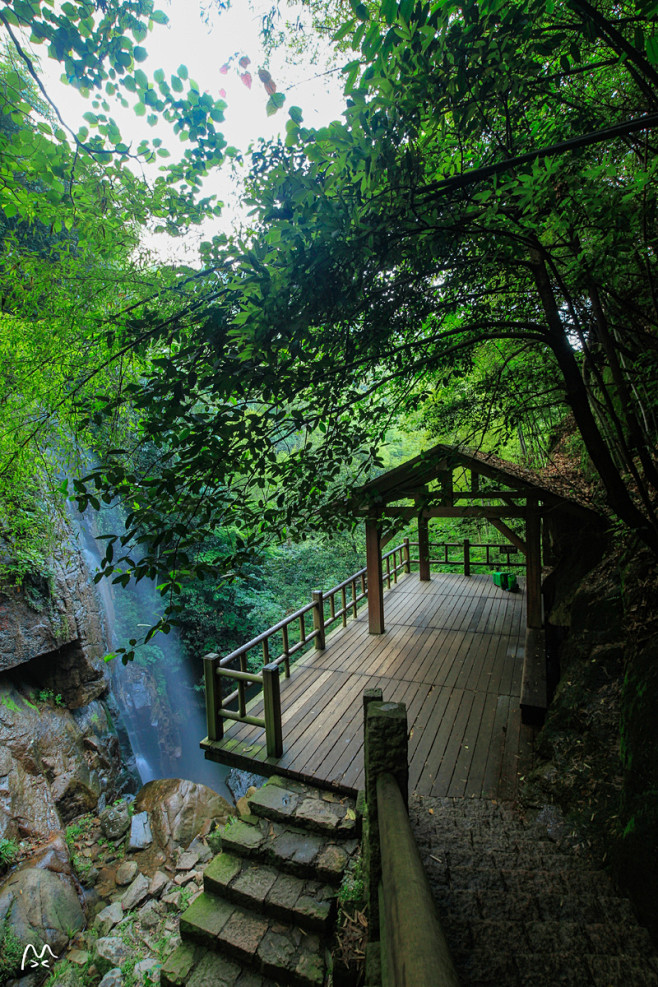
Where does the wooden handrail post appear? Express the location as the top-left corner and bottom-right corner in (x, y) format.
(262, 662), (283, 758)
(282, 624), (290, 678)
(463, 537), (471, 577)
(364, 699), (408, 938)
(203, 654), (222, 742)
(403, 537), (411, 573)
(312, 589), (325, 649)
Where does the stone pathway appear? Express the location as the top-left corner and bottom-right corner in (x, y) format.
(410, 794), (658, 987)
(161, 777), (359, 987)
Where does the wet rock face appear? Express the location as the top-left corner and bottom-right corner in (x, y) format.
(0, 531), (109, 707)
(0, 682), (123, 839)
(135, 778), (236, 850)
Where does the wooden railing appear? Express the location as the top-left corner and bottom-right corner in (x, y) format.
(363, 691), (460, 986)
(410, 538), (523, 576)
(383, 538), (411, 589)
(203, 536), (521, 760)
(203, 562), (373, 758)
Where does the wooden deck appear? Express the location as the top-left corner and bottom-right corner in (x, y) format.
(202, 572), (535, 798)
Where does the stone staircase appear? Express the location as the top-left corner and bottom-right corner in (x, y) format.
(410, 794), (658, 987)
(161, 776), (359, 987)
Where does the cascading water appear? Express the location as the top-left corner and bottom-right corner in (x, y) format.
(72, 509), (232, 801)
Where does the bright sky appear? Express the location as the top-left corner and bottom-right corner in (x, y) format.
(40, 0), (346, 260)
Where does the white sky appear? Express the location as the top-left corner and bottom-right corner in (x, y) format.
(39, 0), (346, 260)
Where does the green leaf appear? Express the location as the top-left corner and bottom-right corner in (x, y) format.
(289, 105), (303, 124)
(133, 46), (148, 63)
(171, 74), (183, 93)
(399, 0), (414, 23)
(178, 64), (189, 80)
(134, 102), (146, 116)
(333, 19), (356, 42)
(381, 0), (397, 23)
(647, 36), (658, 66)
(270, 92), (286, 109)
(151, 9), (169, 25)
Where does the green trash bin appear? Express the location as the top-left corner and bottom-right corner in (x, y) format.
(492, 572), (518, 592)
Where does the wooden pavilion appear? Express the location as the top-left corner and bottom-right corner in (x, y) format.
(201, 443), (605, 794)
(350, 441), (602, 636)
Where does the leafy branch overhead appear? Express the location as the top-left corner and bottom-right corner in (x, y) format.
(1, 0), (658, 653)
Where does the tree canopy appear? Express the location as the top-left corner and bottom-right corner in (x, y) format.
(1, 0), (658, 640)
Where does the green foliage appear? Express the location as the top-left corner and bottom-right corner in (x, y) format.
(33, 689), (64, 706)
(2, 0), (658, 648)
(58, 0), (657, 650)
(0, 921), (23, 985)
(338, 852), (364, 907)
(0, 838), (18, 870)
(65, 813), (94, 852)
(176, 528), (366, 664)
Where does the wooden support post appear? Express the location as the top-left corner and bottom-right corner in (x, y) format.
(366, 518), (385, 634)
(262, 662), (283, 758)
(471, 469), (480, 493)
(203, 654), (222, 742)
(463, 538), (471, 576)
(312, 590), (325, 649)
(526, 493), (542, 629)
(403, 537), (411, 573)
(418, 513), (430, 581)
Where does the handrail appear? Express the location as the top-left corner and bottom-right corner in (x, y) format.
(202, 534), (521, 761)
(202, 555), (377, 759)
(409, 538), (524, 574)
(363, 694), (460, 986)
(378, 771), (461, 987)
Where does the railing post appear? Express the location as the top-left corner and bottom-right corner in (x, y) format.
(364, 699), (408, 940)
(463, 537), (470, 577)
(312, 589), (325, 649)
(203, 654), (222, 742)
(403, 537), (411, 573)
(262, 662), (283, 758)
(282, 624), (290, 678)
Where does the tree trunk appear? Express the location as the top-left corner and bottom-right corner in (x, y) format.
(530, 250), (658, 555)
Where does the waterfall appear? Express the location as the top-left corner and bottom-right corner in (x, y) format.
(72, 509), (232, 802)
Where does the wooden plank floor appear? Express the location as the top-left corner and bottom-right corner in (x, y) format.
(202, 572), (535, 798)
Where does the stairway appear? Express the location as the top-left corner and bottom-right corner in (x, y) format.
(410, 795), (658, 987)
(161, 776), (359, 987)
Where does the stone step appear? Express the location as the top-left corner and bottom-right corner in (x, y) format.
(433, 886), (645, 926)
(219, 816), (358, 885)
(204, 852), (335, 933)
(177, 891), (326, 987)
(246, 775), (358, 838)
(450, 949), (658, 987)
(161, 941), (278, 987)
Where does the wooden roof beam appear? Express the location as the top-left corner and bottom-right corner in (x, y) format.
(374, 506), (531, 519)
